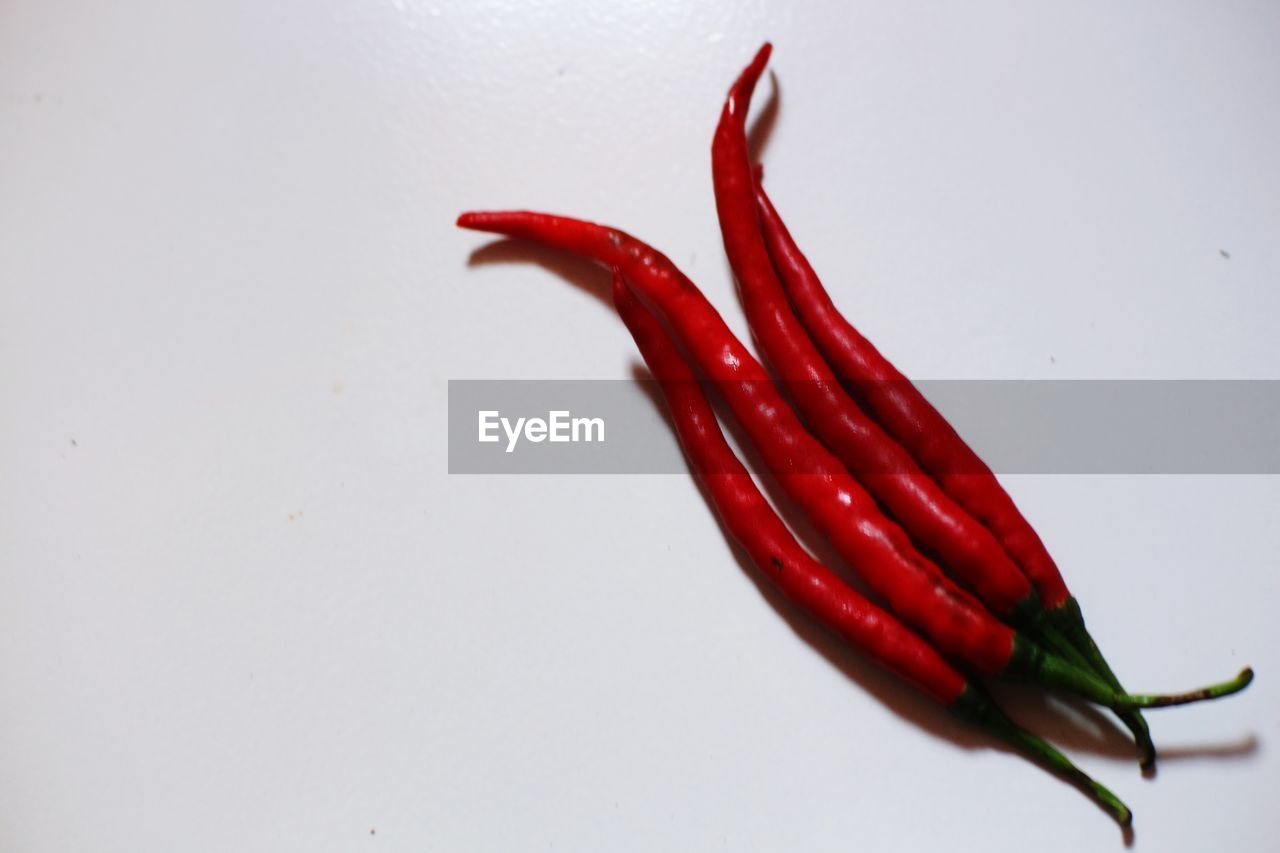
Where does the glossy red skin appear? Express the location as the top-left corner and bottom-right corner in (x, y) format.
(456, 209), (1016, 676)
(611, 269), (968, 705)
(711, 45), (1034, 616)
(753, 182), (1073, 609)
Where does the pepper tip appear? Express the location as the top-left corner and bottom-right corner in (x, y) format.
(748, 42), (773, 80)
(727, 42), (774, 116)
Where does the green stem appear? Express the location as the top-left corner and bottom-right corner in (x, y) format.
(1025, 608), (1093, 669)
(1007, 638), (1253, 710)
(951, 686), (1132, 829)
(1049, 598), (1131, 690)
(1115, 711), (1154, 770)
(1030, 604), (1156, 769)
(1125, 668), (1254, 708)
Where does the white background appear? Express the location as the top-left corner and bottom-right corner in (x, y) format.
(3, 1), (1278, 851)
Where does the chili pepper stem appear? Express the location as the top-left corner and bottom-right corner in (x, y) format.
(1024, 609), (1092, 669)
(1025, 607), (1157, 769)
(1052, 597), (1184, 768)
(1012, 639), (1254, 710)
(1048, 598), (1133, 694)
(951, 687), (1132, 828)
(1125, 668), (1254, 708)
(1121, 713), (1156, 772)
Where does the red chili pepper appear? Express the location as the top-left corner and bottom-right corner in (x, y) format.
(745, 105), (1159, 761)
(712, 44), (1043, 626)
(609, 265), (1132, 826)
(460, 209), (1007, 669)
(717, 44), (1160, 765)
(456, 209), (1251, 716)
(752, 177), (1073, 604)
(610, 267), (963, 705)
(702, 45), (1181, 764)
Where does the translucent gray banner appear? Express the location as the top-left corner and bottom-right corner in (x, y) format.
(447, 380), (1280, 474)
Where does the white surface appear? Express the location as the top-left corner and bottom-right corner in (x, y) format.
(3, 2), (1278, 851)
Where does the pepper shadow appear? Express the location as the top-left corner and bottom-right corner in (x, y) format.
(467, 238), (616, 314)
(748, 71), (781, 164)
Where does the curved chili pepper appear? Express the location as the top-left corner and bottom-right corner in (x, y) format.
(702, 43), (1173, 759)
(455, 210), (1252, 715)
(460, 209), (1006, 669)
(719, 43), (1162, 766)
(748, 142), (1160, 765)
(609, 266), (1131, 827)
(712, 44), (1043, 624)
(752, 173), (1073, 601)
(611, 266), (965, 705)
